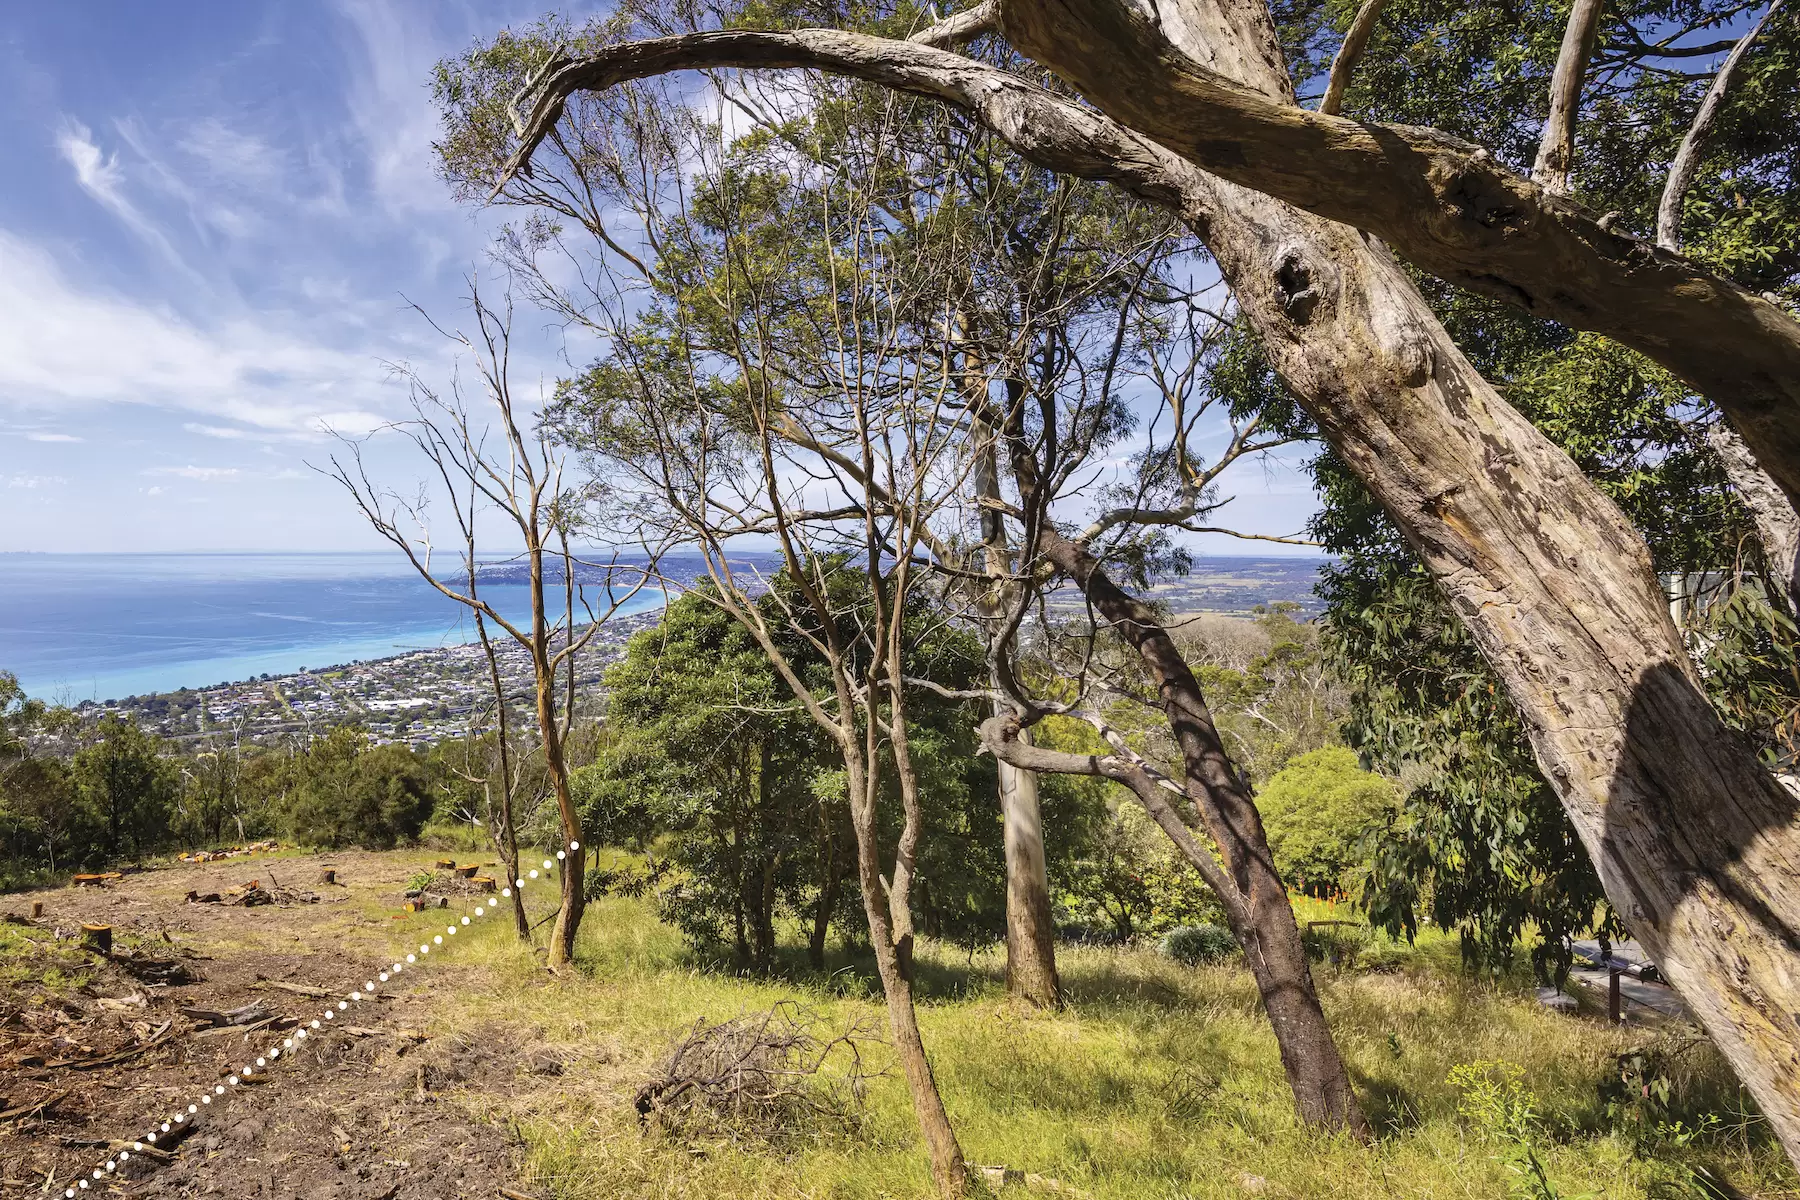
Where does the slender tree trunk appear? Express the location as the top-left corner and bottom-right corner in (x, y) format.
(996, 721), (1062, 1006)
(845, 751), (968, 1197)
(532, 545), (585, 970)
(967, 344), (1062, 1008)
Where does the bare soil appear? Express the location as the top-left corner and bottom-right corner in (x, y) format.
(0, 851), (541, 1199)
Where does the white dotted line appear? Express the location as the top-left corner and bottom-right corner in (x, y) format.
(63, 842), (580, 1194)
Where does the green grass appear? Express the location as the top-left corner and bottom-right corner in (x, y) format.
(378, 879), (1800, 1200)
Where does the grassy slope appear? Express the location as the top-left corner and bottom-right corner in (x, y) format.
(356, 870), (1797, 1200)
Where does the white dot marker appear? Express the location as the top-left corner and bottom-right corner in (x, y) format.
(105, 1162), (115, 1171)
(514, 878), (524, 888)
(350, 992), (361, 1001)
(542, 859), (553, 870)
(201, 1094), (211, 1104)
(379, 973), (389, 982)
(229, 1076), (239, 1085)
(556, 850), (566, 861)
(325, 1010), (335, 1020)
(364, 980), (375, 991)
(570, 840), (581, 851)
(460, 916), (469, 925)
(310, 1020), (320, 1029)
(187, 1105), (197, 1114)
(407, 954), (416, 963)
(503, 887), (513, 896)
(529, 870), (538, 879)
(433, 935), (442, 944)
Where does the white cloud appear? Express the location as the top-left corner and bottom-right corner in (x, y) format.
(145, 465), (243, 480)
(7, 474), (67, 488)
(56, 118), (197, 273)
(22, 431), (82, 443)
(0, 231), (406, 434)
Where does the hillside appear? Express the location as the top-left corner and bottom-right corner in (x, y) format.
(2, 848), (1792, 1199)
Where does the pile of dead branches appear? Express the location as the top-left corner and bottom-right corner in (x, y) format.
(634, 1002), (882, 1144)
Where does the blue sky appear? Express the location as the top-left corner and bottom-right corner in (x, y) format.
(0, 2), (1323, 554)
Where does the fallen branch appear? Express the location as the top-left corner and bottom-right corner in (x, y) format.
(0, 1089), (70, 1122)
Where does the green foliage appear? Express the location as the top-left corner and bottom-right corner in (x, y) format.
(1158, 923), (1239, 966)
(70, 715), (180, 862)
(1450, 1060), (1588, 1200)
(267, 726), (433, 850)
(1254, 746), (1396, 898)
(587, 567), (1069, 970)
(1326, 560), (1621, 983)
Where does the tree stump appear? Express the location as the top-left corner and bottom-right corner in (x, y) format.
(30, 901), (43, 919)
(80, 924), (112, 956)
(435, 858), (456, 871)
(319, 868), (337, 885)
(435, 896), (450, 909)
(471, 876), (496, 893)
(454, 864), (479, 879)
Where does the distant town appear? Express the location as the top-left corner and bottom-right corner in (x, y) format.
(65, 555), (1327, 750)
(77, 611), (662, 750)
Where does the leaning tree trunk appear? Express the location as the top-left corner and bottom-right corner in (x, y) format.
(1026, 521), (1369, 1133)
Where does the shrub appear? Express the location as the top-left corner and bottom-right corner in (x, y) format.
(1255, 746), (1398, 897)
(1159, 923), (1238, 966)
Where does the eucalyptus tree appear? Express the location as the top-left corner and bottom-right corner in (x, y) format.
(477, 0), (1800, 1163)
(325, 286), (662, 970)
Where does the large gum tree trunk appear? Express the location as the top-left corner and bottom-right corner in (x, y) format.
(995, 0), (1800, 1161)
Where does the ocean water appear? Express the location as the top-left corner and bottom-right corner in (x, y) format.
(0, 551), (672, 704)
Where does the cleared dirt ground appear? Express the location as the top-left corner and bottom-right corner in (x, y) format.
(0, 850), (541, 1199)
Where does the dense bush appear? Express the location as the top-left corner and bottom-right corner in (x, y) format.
(270, 726), (433, 849)
(1254, 746), (1398, 898)
(1159, 923), (1239, 966)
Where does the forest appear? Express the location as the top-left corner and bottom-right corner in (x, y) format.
(5, 0), (1800, 1194)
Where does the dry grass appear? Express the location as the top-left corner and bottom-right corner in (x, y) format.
(378, 871), (1800, 1200)
(10, 849), (1793, 1199)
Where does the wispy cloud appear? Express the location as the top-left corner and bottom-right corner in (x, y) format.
(23, 431), (82, 443)
(144, 465), (243, 481)
(0, 231), (407, 434)
(55, 118), (197, 275)
(7, 474), (67, 488)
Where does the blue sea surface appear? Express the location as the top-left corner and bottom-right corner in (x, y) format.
(0, 551), (671, 704)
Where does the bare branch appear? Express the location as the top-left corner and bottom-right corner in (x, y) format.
(909, 0), (999, 47)
(1319, 0), (1387, 117)
(1534, 0), (1607, 194)
(1657, 0), (1786, 250)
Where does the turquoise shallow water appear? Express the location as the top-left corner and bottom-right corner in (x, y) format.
(0, 551), (673, 703)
